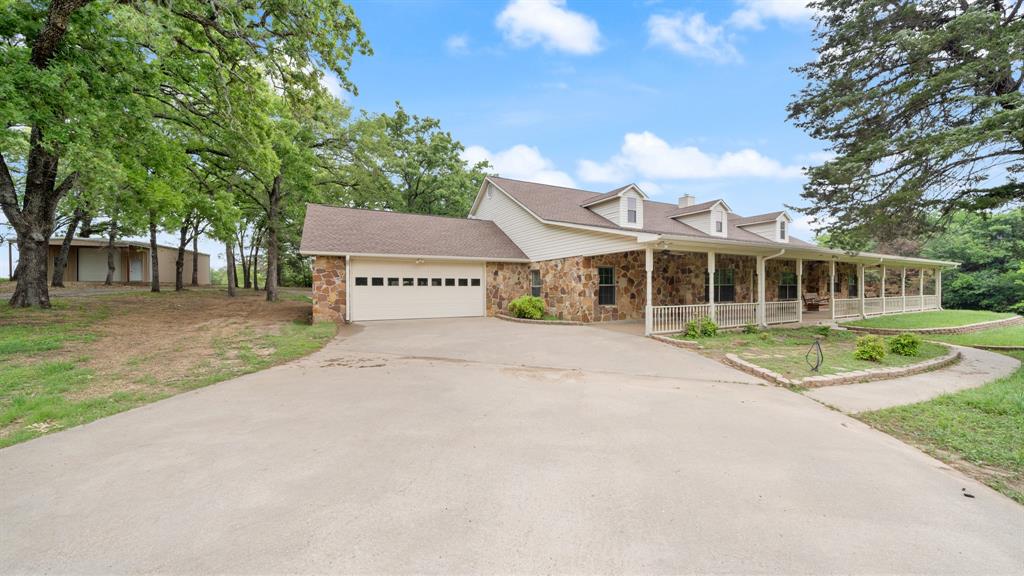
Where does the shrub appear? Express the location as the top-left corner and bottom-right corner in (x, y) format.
(854, 335), (887, 362)
(813, 325), (832, 338)
(508, 295), (546, 320)
(888, 333), (922, 357)
(685, 317), (718, 338)
(742, 323), (759, 334)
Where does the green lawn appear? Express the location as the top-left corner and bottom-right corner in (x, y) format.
(843, 309), (1015, 329)
(860, 351), (1024, 504)
(678, 327), (948, 381)
(0, 291), (335, 448)
(923, 324), (1024, 348)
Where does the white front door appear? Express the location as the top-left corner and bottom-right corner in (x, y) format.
(349, 258), (485, 321)
(129, 255), (143, 282)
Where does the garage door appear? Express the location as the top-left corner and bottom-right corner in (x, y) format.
(77, 247), (121, 282)
(350, 258), (485, 321)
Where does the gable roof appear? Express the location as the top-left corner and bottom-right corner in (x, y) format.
(484, 176), (816, 248)
(300, 204), (528, 260)
(733, 211), (788, 226)
(579, 183), (646, 207)
(668, 199), (731, 219)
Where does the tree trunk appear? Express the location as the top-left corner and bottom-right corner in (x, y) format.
(238, 232), (250, 289)
(252, 243), (260, 291)
(8, 238), (50, 307)
(225, 240), (236, 297)
(175, 223), (187, 291)
(265, 175), (281, 302)
(104, 221), (117, 285)
(191, 221), (200, 287)
(51, 208), (82, 287)
(149, 212), (160, 292)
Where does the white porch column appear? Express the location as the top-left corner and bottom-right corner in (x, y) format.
(829, 260), (836, 321)
(756, 255), (766, 326)
(901, 267), (906, 311)
(937, 268), (943, 309)
(881, 265), (887, 313)
(644, 247), (654, 335)
(707, 251), (716, 323)
(858, 263), (866, 318)
(796, 258), (803, 323)
(919, 267), (924, 307)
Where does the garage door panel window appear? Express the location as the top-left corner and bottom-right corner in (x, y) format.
(355, 277), (368, 286)
(445, 278), (455, 286)
(417, 278), (428, 286)
(471, 278), (481, 286)
(432, 278), (442, 286)
(372, 277), (384, 286)
(458, 278), (468, 286)
(403, 278), (414, 286)
(388, 277), (399, 286)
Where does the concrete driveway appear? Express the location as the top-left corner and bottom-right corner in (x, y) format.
(2, 318), (1022, 575)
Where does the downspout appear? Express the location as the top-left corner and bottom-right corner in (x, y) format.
(344, 254), (351, 323)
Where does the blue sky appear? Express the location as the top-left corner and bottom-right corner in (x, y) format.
(2, 0), (827, 276)
(338, 0), (827, 233)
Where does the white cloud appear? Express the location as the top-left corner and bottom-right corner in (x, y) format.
(496, 0), (602, 55)
(319, 70), (346, 100)
(577, 131), (804, 182)
(446, 34), (469, 54)
(646, 13), (740, 63)
(463, 144), (576, 188)
(728, 0), (815, 30)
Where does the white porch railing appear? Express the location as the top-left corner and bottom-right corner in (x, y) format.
(923, 295), (939, 309)
(904, 295), (923, 310)
(884, 296), (905, 314)
(863, 297), (884, 316)
(834, 298), (861, 318)
(765, 301), (799, 325)
(716, 302), (757, 328)
(651, 304), (710, 334)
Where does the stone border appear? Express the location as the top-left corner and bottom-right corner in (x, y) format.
(844, 315), (1022, 336)
(648, 334), (702, 349)
(494, 313), (584, 326)
(971, 344), (1024, 351)
(722, 347), (961, 388)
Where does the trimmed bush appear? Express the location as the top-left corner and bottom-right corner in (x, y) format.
(854, 335), (887, 361)
(888, 333), (922, 357)
(742, 323), (759, 334)
(813, 325), (832, 338)
(685, 317), (718, 338)
(508, 295), (546, 320)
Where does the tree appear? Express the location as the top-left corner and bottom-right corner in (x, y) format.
(788, 0), (1023, 249)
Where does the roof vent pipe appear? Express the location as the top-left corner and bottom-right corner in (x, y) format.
(679, 194), (695, 208)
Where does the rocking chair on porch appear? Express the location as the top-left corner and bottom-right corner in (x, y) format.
(803, 292), (829, 312)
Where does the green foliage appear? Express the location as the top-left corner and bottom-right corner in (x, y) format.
(742, 323), (759, 334)
(921, 210), (1024, 312)
(813, 325), (832, 338)
(685, 317), (718, 338)
(888, 334), (922, 357)
(788, 1), (1024, 247)
(853, 335), (887, 362)
(508, 295), (546, 320)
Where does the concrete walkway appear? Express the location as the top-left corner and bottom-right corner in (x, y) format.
(805, 345), (1020, 413)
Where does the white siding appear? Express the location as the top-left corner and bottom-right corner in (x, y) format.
(710, 206), (726, 238)
(743, 217), (787, 242)
(473, 184), (640, 261)
(620, 189), (643, 228)
(678, 212), (711, 235)
(591, 199), (619, 225)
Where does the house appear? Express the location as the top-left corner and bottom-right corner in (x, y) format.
(46, 238), (211, 285)
(299, 176), (957, 334)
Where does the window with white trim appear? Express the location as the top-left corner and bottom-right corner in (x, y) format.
(530, 270), (542, 297)
(627, 197), (637, 224)
(779, 220), (787, 240)
(598, 267), (615, 305)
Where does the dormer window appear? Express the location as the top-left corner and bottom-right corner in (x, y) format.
(627, 197), (637, 224)
(779, 220), (787, 240)
(715, 219), (723, 233)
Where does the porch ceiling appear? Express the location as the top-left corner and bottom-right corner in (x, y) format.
(649, 240), (953, 269)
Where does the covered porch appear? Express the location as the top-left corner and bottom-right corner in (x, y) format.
(639, 245), (943, 335)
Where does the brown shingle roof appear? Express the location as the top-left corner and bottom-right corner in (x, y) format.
(300, 204), (528, 260)
(487, 176), (816, 248)
(733, 211), (786, 225)
(579, 184), (638, 207)
(667, 199), (727, 218)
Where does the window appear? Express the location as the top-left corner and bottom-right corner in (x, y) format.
(627, 197), (637, 224)
(387, 277), (399, 286)
(778, 271), (798, 300)
(417, 278), (428, 286)
(458, 278), (468, 286)
(530, 270), (542, 297)
(715, 219), (723, 233)
(848, 274), (859, 297)
(355, 277), (368, 286)
(431, 278), (442, 286)
(833, 277), (842, 296)
(779, 220), (787, 240)
(471, 278), (481, 286)
(402, 278), (414, 286)
(598, 267), (616, 305)
(705, 269), (736, 302)
(445, 278), (455, 286)
(371, 277), (384, 286)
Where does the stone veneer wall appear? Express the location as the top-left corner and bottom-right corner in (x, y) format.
(312, 256), (346, 323)
(485, 262), (530, 316)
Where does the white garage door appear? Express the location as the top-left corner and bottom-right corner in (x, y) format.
(77, 247), (121, 282)
(350, 258), (485, 321)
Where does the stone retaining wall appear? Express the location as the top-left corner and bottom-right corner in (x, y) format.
(723, 348), (961, 388)
(845, 315), (1023, 335)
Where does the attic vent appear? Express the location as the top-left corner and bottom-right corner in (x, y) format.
(679, 194), (695, 208)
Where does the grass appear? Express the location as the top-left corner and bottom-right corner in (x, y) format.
(923, 324), (1024, 348)
(860, 351), (1024, 504)
(678, 326), (948, 381)
(0, 291), (335, 448)
(843, 309), (1016, 330)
